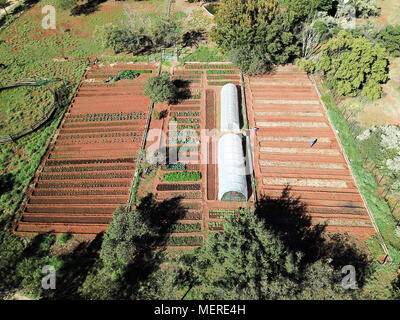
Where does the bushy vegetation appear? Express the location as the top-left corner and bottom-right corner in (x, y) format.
(317, 30), (389, 100)
(95, 13), (181, 55)
(162, 171), (201, 182)
(144, 75), (177, 104)
(101, 206), (158, 278)
(379, 24), (400, 57)
(178, 207), (400, 299)
(211, 0), (300, 74)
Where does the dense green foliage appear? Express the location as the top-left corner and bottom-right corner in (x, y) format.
(379, 24), (400, 57)
(162, 171), (201, 182)
(317, 30), (389, 100)
(180, 208), (400, 299)
(95, 13), (181, 55)
(279, 0), (332, 21)
(211, 0), (300, 74)
(144, 75), (177, 103)
(350, 0), (380, 18)
(100, 206), (157, 278)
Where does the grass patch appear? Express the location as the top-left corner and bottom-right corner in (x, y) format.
(174, 11), (187, 20)
(56, 233), (71, 245)
(162, 171), (201, 182)
(182, 46), (226, 63)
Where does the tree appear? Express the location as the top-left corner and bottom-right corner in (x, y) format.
(280, 0), (333, 21)
(100, 206), (158, 278)
(211, 0), (300, 74)
(379, 24), (400, 57)
(317, 30), (389, 100)
(144, 75), (177, 104)
(349, 0), (380, 18)
(150, 17), (182, 49)
(94, 23), (150, 55)
(184, 209), (352, 299)
(0, 0), (11, 15)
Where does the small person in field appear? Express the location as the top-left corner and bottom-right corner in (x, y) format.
(310, 139), (318, 147)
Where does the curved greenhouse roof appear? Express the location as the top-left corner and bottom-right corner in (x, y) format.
(220, 83), (240, 132)
(218, 133), (248, 201)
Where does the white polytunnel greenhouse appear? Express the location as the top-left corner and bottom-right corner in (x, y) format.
(220, 83), (240, 132)
(218, 133), (248, 201)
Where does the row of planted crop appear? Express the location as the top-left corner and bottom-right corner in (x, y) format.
(65, 114), (146, 122)
(43, 165), (134, 173)
(156, 183), (201, 191)
(168, 130), (199, 137)
(208, 221), (223, 230)
(171, 111), (200, 117)
(162, 171), (201, 182)
(36, 181), (131, 188)
(29, 198), (126, 205)
(58, 131), (141, 140)
(185, 64), (234, 69)
(56, 137), (142, 145)
(169, 137), (199, 145)
(25, 207), (114, 214)
(170, 117), (200, 123)
(39, 172), (133, 181)
(163, 163), (200, 171)
(46, 158), (135, 166)
(206, 70), (235, 74)
(33, 189), (129, 196)
(169, 223), (201, 233)
(209, 209), (236, 219)
(68, 112), (146, 118)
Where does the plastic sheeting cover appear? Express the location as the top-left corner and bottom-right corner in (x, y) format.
(218, 133), (248, 200)
(220, 83), (240, 132)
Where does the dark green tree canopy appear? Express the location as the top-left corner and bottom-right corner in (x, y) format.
(211, 0), (300, 74)
(144, 75), (177, 104)
(186, 209), (353, 299)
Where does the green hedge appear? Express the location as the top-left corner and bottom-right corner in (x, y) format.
(162, 171), (201, 182)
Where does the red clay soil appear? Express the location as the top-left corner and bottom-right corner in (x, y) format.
(245, 65), (377, 241)
(206, 89), (217, 200)
(14, 62), (157, 236)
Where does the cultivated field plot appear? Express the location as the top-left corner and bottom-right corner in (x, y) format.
(246, 65), (376, 241)
(14, 63), (156, 236)
(151, 63), (249, 248)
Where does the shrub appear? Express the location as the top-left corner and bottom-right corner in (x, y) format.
(211, 0), (300, 74)
(317, 30), (389, 100)
(379, 25), (400, 57)
(295, 58), (316, 73)
(144, 76), (177, 104)
(101, 206), (157, 277)
(116, 70), (140, 80)
(56, 233), (71, 244)
(162, 171), (201, 182)
(350, 0), (380, 18)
